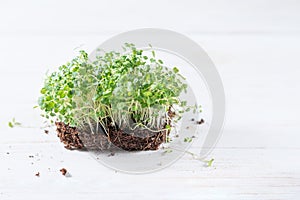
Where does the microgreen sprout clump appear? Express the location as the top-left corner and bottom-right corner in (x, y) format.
(38, 43), (195, 135)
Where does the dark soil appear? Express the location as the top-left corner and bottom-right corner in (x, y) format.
(78, 127), (111, 151)
(56, 122), (169, 151)
(197, 118), (205, 125)
(60, 168), (67, 176)
(108, 125), (169, 151)
(56, 122), (84, 150)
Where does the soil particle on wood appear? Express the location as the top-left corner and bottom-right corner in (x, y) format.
(60, 168), (67, 176)
(197, 118), (205, 125)
(108, 152), (115, 157)
(44, 130), (49, 134)
(35, 172), (40, 177)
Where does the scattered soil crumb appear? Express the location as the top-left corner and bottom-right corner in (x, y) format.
(191, 118), (195, 121)
(186, 126), (189, 129)
(35, 172), (40, 177)
(29, 155), (34, 158)
(191, 136), (196, 138)
(60, 168), (67, 176)
(197, 119), (205, 125)
(108, 152), (115, 157)
(44, 130), (49, 134)
(175, 134), (179, 138)
(6, 152), (9, 155)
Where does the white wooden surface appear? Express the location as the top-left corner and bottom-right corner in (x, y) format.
(0, 0), (300, 199)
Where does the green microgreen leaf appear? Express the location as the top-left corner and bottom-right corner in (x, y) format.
(151, 50), (155, 57)
(173, 67), (179, 73)
(164, 149), (173, 154)
(184, 137), (193, 143)
(165, 124), (171, 130)
(206, 158), (214, 167)
(8, 122), (13, 128)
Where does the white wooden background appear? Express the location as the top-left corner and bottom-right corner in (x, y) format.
(0, 0), (300, 199)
